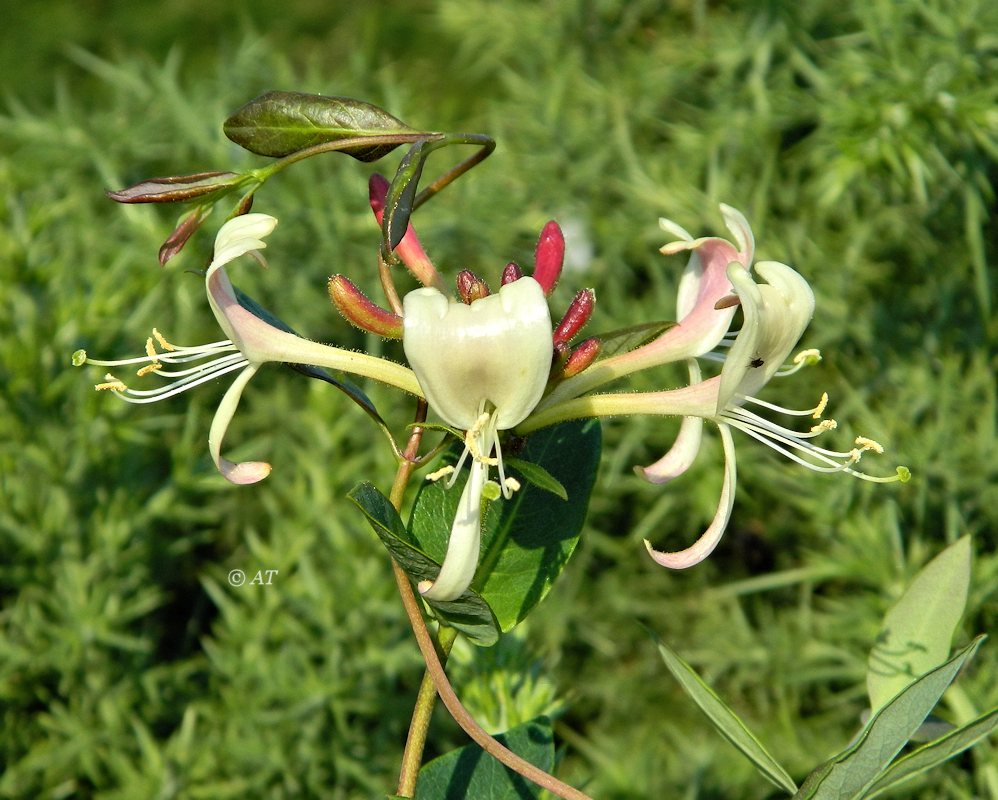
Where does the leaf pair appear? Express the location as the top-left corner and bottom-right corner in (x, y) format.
(655, 537), (997, 798)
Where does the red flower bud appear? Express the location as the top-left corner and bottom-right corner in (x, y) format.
(532, 220), (565, 295)
(501, 262), (523, 285)
(552, 288), (596, 345)
(562, 337), (601, 377)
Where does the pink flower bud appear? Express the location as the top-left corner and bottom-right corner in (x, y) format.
(328, 274), (404, 338)
(369, 174), (441, 288)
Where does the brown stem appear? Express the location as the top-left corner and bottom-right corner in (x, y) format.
(390, 562), (592, 800)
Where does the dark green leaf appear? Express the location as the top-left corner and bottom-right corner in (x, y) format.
(409, 420), (600, 635)
(348, 482), (500, 646)
(383, 140), (431, 251)
(865, 707), (998, 798)
(794, 636), (985, 799)
(414, 718), (554, 800)
(654, 633), (798, 795)
(595, 320), (675, 359)
(224, 91), (417, 160)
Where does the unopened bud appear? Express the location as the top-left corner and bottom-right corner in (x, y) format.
(501, 262), (523, 285)
(159, 204), (212, 266)
(562, 337), (601, 377)
(369, 173), (441, 288)
(533, 220), (565, 295)
(456, 270), (491, 304)
(328, 274), (404, 338)
(107, 171), (243, 204)
(552, 288), (596, 345)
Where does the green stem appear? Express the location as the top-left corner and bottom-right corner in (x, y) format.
(396, 625), (458, 796)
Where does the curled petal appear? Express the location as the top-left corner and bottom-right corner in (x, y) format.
(719, 260), (814, 410)
(208, 364), (272, 484)
(644, 423), (737, 568)
(719, 204), (754, 265)
(209, 214), (278, 272)
(419, 459), (486, 600)
(636, 360), (704, 483)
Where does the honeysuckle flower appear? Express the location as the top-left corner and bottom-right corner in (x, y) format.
(76, 213), (422, 484)
(517, 205), (907, 569)
(403, 276), (553, 600)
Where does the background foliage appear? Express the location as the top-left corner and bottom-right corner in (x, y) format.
(1, 0), (995, 797)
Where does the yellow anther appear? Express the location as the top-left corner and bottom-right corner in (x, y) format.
(95, 373), (127, 392)
(855, 436), (885, 454)
(810, 419), (837, 433)
(503, 477), (522, 493)
(812, 392), (829, 419)
(152, 328), (176, 351)
(144, 337), (159, 361)
(426, 465), (455, 482)
(136, 362), (162, 377)
(465, 412), (499, 466)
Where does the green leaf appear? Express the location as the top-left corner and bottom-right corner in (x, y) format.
(503, 457), (568, 501)
(794, 635), (985, 800)
(223, 91), (417, 160)
(106, 171), (245, 204)
(867, 536), (971, 713)
(865, 707), (998, 798)
(414, 718), (554, 800)
(409, 420), (600, 635)
(348, 482), (500, 646)
(654, 634), (798, 795)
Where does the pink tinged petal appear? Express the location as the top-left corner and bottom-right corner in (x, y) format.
(369, 173), (442, 289)
(644, 422), (737, 568)
(635, 361), (704, 483)
(208, 364), (272, 484)
(420, 458), (487, 601)
(532, 220), (565, 295)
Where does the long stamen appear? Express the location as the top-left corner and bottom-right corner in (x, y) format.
(101, 357), (251, 404)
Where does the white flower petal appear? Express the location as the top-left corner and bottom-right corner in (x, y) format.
(420, 458), (487, 601)
(207, 364), (272, 484)
(644, 423), (737, 568)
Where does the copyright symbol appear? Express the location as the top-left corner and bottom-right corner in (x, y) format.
(228, 569), (245, 587)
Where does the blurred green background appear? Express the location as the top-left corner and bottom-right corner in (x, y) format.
(1, 0), (995, 797)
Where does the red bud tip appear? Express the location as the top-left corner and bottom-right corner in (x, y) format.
(552, 288), (596, 346)
(533, 220), (565, 295)
(328, 274), (404, 338)
(369, 173), (389, 216)
(501, 262), (523, 285)
(457, 270), (491, 304)
(562, 337), (601, 378)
